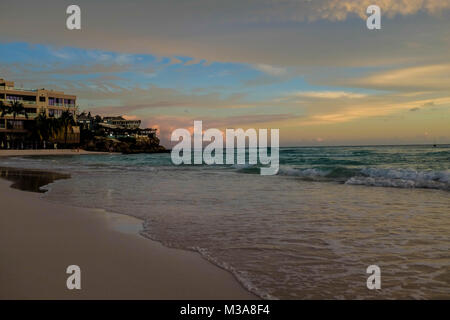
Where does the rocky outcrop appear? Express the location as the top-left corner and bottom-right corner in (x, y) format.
(83, 136), (168, 154)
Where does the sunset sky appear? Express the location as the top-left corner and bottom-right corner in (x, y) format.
(1, 0), (449, 147)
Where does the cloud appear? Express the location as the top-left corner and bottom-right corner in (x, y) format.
(1, 2), (449, 145)
(121, 115), (139, 120)
(270, 83), (450, 126)
(139, 113), (294, 147)
(88, 101), (191, 115)
(254, 64), (287, 76)
(299, 0), (450, 21)
(292, 91), (367, 99)
(1, 0), (449, 68)
(50, 50), (71, 60)
(297, 94), (450, 125)
(339, 64), (450, 91)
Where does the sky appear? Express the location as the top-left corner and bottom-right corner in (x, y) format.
(0, 0), (449, 147)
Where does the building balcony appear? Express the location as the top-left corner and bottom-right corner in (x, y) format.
(3, 99), (37, 105)
(48, 104), (76, 108)
(0, 113), (37, 119)
(6, 88), (37, 92)
(7, 121), (24, 129)
(0, 119), (26, 132)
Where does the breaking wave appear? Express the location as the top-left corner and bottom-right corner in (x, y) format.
(276, 166), (449, 191)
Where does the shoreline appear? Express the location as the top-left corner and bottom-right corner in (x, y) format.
(0, 149), (112, 157)
(0, 169), (257, 299)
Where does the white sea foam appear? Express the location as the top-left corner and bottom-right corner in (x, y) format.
(361, 167), (449, 183)
(346, 168), (450, 190)
(277, 166), (449, 190)
(192, 246), (277, 300)
(278, 166), (329, 178)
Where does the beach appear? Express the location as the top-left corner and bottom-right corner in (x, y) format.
(0, 146), (448, 299)
(0, 149), (111, 157)
(0, 174), (256, 299)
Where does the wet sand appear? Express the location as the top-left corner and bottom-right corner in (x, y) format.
(0, 168), (256, 299)
(0, 149), (111, 157)
(0, 167), (71, 193)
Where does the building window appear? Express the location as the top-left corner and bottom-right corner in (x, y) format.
(39, 96), (46, 102)
(7, 120), (24, 130)
(6, 95), (19, 101)
(25, 108), (37, 114)
(63, 99), (74, 107)
(49, 109), (63, 118)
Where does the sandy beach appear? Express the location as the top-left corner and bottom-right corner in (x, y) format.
(0, 149), (111, 157)
(0, 177), (256, 299)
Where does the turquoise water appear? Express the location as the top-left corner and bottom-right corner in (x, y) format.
(1, 145), (449, 298)
(9, 145), (449, 189)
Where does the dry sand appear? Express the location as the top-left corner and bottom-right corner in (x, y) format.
(0, 149), (111, 157)
(0, 178), (256, 299)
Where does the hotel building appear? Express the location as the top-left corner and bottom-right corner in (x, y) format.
(0, 78), (79, 146)
(103, 116), (141, 129)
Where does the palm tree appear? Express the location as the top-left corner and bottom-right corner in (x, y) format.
(9, 100), (28, 120)
(31, 112), (60, 148)
(34, 112), (50, 142)
(1, 100), (28, 148)
(59, 109), (76, 146)
(0, 100), (10, 117)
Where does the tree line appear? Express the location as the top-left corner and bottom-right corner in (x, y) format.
(0, 100), (76, 147)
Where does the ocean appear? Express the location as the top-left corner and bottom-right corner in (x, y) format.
(1, 145), (449, 299)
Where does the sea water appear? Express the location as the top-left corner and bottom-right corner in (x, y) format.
(2, 145), (449, 299)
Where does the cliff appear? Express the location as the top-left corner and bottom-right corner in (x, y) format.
(83, 136), (168, 154)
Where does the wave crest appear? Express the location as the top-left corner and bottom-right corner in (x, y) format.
(276, 166), (449, 191)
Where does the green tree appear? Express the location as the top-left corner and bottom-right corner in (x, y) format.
(31, 112), (60, 147)
(34, 112), (51, 141)
(59, 109), (76, 146)
(9, 100), (28, 120)
(0, 100), (9, 117)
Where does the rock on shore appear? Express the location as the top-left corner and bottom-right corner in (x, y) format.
(84, 136), (168, 154)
